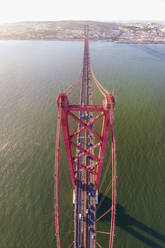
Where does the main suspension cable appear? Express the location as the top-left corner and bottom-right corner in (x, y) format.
(65, 64), (83, 96)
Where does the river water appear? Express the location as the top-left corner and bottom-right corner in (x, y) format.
(0, 40), (165, 248)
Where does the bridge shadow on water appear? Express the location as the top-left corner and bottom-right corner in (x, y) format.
(97, 194), (165, 248)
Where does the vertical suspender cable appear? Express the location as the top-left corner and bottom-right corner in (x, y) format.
(54, 110), (61, 248)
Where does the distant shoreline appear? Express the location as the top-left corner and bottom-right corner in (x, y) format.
(0, 38), (165, 44)
(0, 20), (165, 44)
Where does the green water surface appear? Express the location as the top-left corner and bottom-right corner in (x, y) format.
(0, 40), (165, 248)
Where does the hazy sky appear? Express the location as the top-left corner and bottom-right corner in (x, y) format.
(0, 0), (165, 23)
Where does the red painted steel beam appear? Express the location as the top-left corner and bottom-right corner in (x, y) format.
(75, 162), (98, 173)
(57, 92), (116, 191)
(74, 161), (97, 175)
(95, 109), (111, 189)
(69, 105), (104, 112)
(95, 94), (115, 189)
(57, 93), (76, 189)
(71, 141), (99, 162)
(70, 112), (105, 140)
(86, 142), (101, 151)
(86, 161), (98, 169)
(68, 111), (102, 141)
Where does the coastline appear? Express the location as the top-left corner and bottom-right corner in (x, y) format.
(0, 38), (165, 44)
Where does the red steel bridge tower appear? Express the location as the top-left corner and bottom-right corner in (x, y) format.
(54, 25), (117, 248)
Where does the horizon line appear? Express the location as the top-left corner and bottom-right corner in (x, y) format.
(0, 19), (165, 25)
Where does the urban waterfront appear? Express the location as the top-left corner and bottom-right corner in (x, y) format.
(0, 40), (165, 248)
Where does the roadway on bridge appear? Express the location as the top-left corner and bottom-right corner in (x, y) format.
(74, 28), (96, 248)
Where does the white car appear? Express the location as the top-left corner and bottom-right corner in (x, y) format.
(79, 213), (82, 220)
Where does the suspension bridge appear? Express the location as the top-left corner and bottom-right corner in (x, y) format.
(54, 25), (116, 248)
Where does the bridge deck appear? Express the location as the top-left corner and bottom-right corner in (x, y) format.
(74, 27), (96, 248)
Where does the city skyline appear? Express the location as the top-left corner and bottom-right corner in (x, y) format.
(0, 0), (165, 24)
